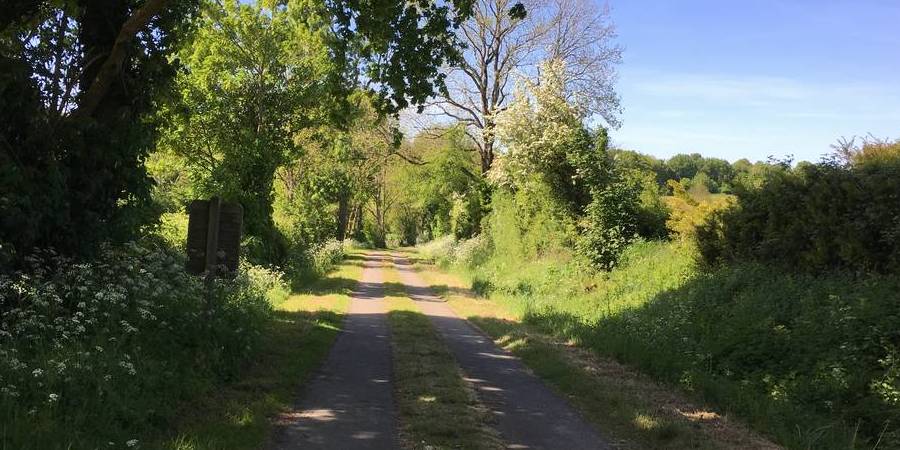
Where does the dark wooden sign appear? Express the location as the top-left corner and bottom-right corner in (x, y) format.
(186, 197), (243, 276)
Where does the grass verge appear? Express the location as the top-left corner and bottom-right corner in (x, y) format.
(382, 263), (502, 450)
(155, 260), (360, 449)
(402, 248), (778, 450)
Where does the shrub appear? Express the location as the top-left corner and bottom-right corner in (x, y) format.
(418, 235), (458, 267)
(663, 182), (734, 241)
(451, 234), (492, 268)
(0, 241), (277, 449)
(310, 239), (346, 275)
(697, 152), (900, 273)
(287, 238), (347, 282)
(576, 180), (640, 270)
(242, 261), (290, 306)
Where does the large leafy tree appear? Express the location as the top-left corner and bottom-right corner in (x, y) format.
(1, 0), (198, 264)
(156, 0), (334, 253)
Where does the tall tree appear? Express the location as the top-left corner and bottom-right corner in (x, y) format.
(0, 0), (198, 262)
(429, 0), (622, 174)
(158, 0), (474, 258)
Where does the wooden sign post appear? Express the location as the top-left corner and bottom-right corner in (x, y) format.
(186, 197), (243, 277)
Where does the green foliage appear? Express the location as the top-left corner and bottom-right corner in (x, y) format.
(449, 190), (484, 239)
(156, 0), (334, 260)
(1, 3), (197, 263)
(386, 125), (484, 244)
(417, 234), (493, 269)
(492, 62), (641, 269)
(0, 240), (285, 449)
(662, 186), (734, 240)
(417, 235), (459, 267)
(576, 181), (640, 270)
(610, 150), (670, 239)
(156, 212), (190, 251)
(697, 148), (900, 273)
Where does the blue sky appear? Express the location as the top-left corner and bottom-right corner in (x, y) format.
(609, 0), (900, 162)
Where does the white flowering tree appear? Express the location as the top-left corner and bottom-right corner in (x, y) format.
(492, 59), (589, 188)
(493, 58), (638, 269)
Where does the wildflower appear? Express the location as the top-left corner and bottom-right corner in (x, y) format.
(126, 439), (139, 447)
(48, 393), (59, 402)
(32, 368), (43, 377)
(119, 361), (136, 376)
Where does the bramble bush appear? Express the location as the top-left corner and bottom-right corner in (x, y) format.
(0, 240), (285, 449)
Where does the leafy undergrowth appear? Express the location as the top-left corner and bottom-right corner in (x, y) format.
(382, 265), (502, 450)
(411, 236), (900, 449)
(157, 259), (359, 449)
(406, 247), (779, 450)
(0, 241), (278, 449)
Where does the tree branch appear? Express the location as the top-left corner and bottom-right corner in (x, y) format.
(72, 0), (168, 119)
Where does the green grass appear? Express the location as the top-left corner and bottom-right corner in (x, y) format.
(382, 265), (502, 450)
(413, 235), (900, 449)
(154, 260), (359, 449)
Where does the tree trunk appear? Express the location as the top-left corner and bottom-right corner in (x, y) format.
(74, 0), (169, 120)
(481, 137), (495, 174)
(336, 194), (350, 240)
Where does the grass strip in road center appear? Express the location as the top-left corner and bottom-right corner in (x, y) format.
(382, 264), (503, 450)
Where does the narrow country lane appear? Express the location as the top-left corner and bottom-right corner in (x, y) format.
(269, 253), (398, 450)
(390, 254), (611, 450)
(270, 250), (609, 450)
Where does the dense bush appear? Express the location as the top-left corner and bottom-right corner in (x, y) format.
(698, 149), (900, 273)
(0, 241), (284, 449)
(418, 234), (493, 269)
(288, 239), (347, 282)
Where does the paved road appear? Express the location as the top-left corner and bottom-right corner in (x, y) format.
(271, 251), (608, 449)
(269, 253), (398, 450)
(392, 254), (610, 450)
